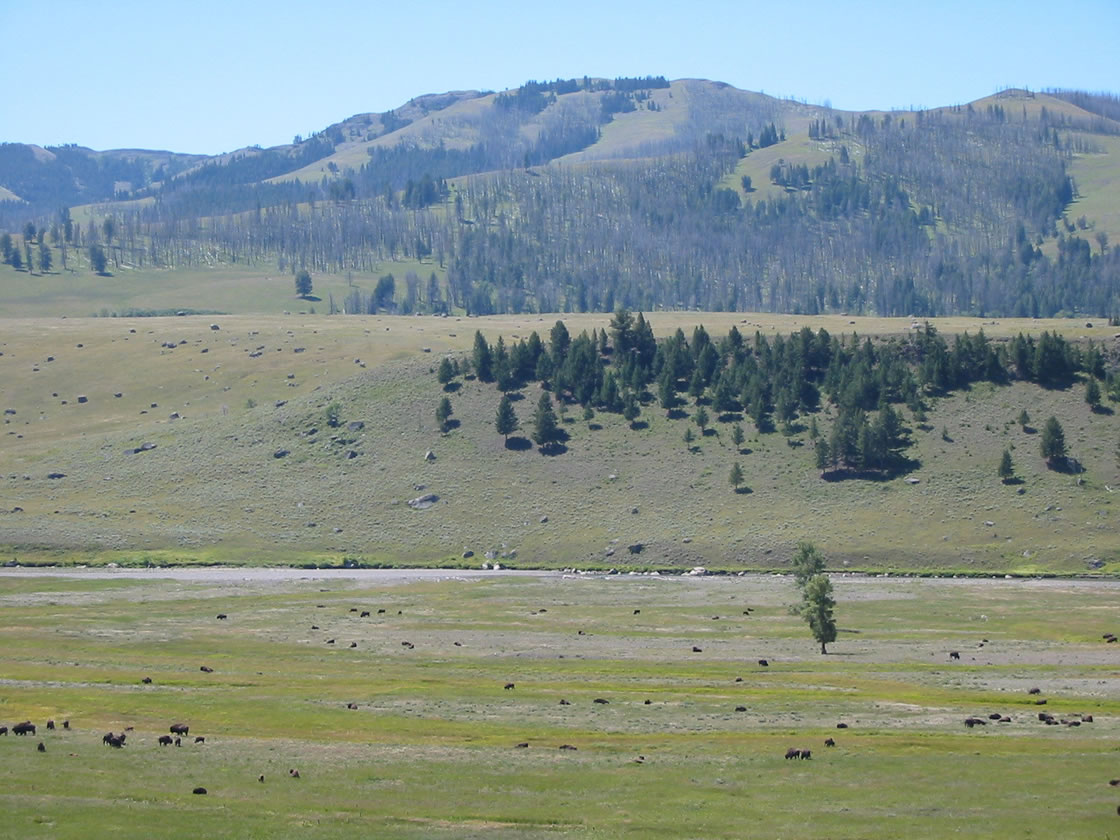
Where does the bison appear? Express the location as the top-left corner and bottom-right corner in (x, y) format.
(200, 666), (213, 673)
(170, 723), (189, 736)
(216, 614), (227, 620)
(1028, 687), (1041, 695)
(141, 677), (153, 684)
(785, 748), (801, 760)
(46, 720), (55, 730)
(800, 749), (812, 760)
(949, 651), (960, 660)
(37, 742), (45, 752)
(824, 738), (836, 747)
(192, 787), (207, 795)
(158, 735), (173, 746)
(504, 683), (515, 690)
(593, 698), (610, 705)
(194, 737), (205, 744)
(360, 611), (370, 618)
(0, 726), (6, 735)
(758, 659), (769, 667)
(13, 722), (35, 736)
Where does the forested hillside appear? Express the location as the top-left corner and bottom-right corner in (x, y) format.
(2, 79), (1119, 318)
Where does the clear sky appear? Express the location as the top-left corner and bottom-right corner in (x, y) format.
(1, 0), (1116, 155)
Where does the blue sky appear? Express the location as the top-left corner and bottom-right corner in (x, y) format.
(1, 0), (1117, 154)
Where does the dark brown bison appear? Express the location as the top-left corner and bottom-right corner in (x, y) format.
(62, 720), (69, 730)
(170, 723), (189, 735)
(13, 721), (35, 736)
(158, 735), (173, 746)
(346, 703), (358, 710)
(515, 742), (529, 748)
(216, 614), (227, 620)
(258, 775), (265, 783)
(192, 787), (207, 795)
(785, 748), (801, 759)
(504, 683), (515, 690)
(37, 742), (45, 752)
(0, 726), (7, 735)
(200, 665), (213, 673)
(360, 611), (370, 618)
(46, 720), (55, 730)
(949, 651), (960, 660)
(558, 744), (578, 751)
(289, 769), (300, 778)
(1082, 715), (1094, 723)
(758, 659), (769, 667)
(800, 749), (812, 760)
(141, 677), (152, 684)
(194, 736), (205, 743)
(824, 738), (836, 747)
(559, 699), (570, 705)
(633, 609), (640, 615)
(593, 698), (609, 705)
(836, 723), (848, 729)
(1028, 687), (1041, 694)
(692, 646), (702, 653)
(735, 706), (747, 712)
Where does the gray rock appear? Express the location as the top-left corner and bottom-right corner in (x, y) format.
(408, 493), (439, 510)
(347, 421), (364, 432)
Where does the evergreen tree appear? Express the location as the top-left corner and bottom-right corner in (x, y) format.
(88, 244), (106, 274)
(10, 247), (22, 270)
(436, 397), (453, 433)
(495, 394), (519, 442)
(622, 392), (641, 427)
(694, 405), (710, 435)
(550, 320), (570, 363)
(473, 331), (494, 382)
(1040, 416), (1067, 466)
(1086, 378), (1101, 410)
(532, 392), (559, 446)
(1017, 409), (1030, 430)
(437, 357), (454, 387)
(683, 426), (695, 451)
(729, 462), (744, 491)
(0, 232), (11, 263)
(998, 449), (1015, 482)
(295, 269), (313, 297)
(37, 239), (51, 273)
(731, 423), (745, 452)
(801, 574), (838, 654)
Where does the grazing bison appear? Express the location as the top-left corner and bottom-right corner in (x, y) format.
(558, 745), (578, 751)
(289, 769), (300, 778)
(170, 723), (189, 736)
(62, 720), (69, 730)
(824, 738), (836, 747)
(692, 646), (703, 653)
(258, 775), (265, 783)
(1034, 699), (1047, 705)
(558, 699), (570, 705)
(360, 611), (370, 618)
(0, 726), (7, 735)
(200, 666), (213, 673)
(46, 720), (55, 730)
(37, 742), (45, 752)
(758, 659), (769, 667)
(735, 706), (747, 712)
(836, 723), (848, 729)
(1028, 687), (1041, 695)
(593, 698), (610, 705)
(141, 677), (152, 684)
(158, 735), (173, 746)
(377, 609), (385, 614)
(194, 736), (205, 743)
(192, 787), (207, 795)
(13, 722), (35, 736)
(504, 683), (515, 690)
(800, 749), (812, 760)
(175, 737), (182, 746)
(104, 734), (125, 748)
(346, 703), (358, 710)
(644, 699), (652, 705)
(633, 609), (640, 615)
(1110, 779), (1120, 787)
(949, 651), (960, 660)
(988, 713), (1002, 720)
(785, 748), (801, 760)
(349, 642), (357, 648)
(216, 614), (227, 620)
(515, 742), (529, 748)
(1082, 715), (1094, 723)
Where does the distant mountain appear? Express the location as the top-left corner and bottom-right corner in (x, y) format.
(2, 78), (1119, 318)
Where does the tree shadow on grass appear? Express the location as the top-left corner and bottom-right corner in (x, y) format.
(733, 486), (753, 495)
(718, 412), (744, 423)
(506, 392), (525, 402)
(666, 408), (688, 420)
(538, 442), (568, 456)
(1091, 404), (1114, 416)
(1001, 476), (1025, 486)
(629, 420), (649, 431)
(505, 436), (532, 451)
(299, 294), (321, 302)
(587, 423), (603, 431)
(442, 419), (460, 432)
(442, 382), (461, 393)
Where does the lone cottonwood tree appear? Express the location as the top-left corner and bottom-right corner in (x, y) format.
(802, 574), (838, 654)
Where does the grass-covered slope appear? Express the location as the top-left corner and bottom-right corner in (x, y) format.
(1, 313), (1117, 572)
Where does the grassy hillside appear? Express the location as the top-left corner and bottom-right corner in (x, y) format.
(1, 313), (1117, 572)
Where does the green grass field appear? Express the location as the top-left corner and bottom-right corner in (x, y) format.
(0, 570), (1117, 839)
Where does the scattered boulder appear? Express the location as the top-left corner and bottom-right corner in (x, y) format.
(347, 421), (364, 432)
(408, 493), (439, 510)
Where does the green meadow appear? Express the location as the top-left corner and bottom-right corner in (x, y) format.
(0, 570), (1117, 839)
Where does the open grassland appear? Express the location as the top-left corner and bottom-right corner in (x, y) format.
(0, 570), (1117, 839)
(0, 254), (445, 319)
(1, 313), (1119, 571)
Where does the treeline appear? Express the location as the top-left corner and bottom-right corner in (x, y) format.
(460, 311), (1107, 476)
